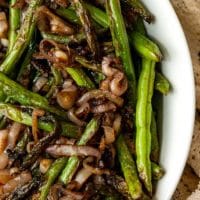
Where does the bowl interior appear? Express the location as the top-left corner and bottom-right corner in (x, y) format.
(142, 0), (195, 199)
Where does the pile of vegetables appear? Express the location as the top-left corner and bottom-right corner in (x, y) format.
(0, 0), (170, 199)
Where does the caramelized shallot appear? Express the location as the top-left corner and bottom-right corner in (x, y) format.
(46, 145), (101, 158)
(91, 102), (116, 113)
(0, 153), (9, 169)
(0, 169), (12, 184)
(7, 122), (22, 150)
(36, 6), (74, 35)
(77, 90), (124, 107)
(0, 171), (32, 195)
(74, 168), (92, 189)
(32, 109), (45, 144)
(83, 157), (110, 175)
(0, 12), (8, 39)
(67, 108), (86, 126)
(40, 159), (52, 174)
(0, 129), (8, 154)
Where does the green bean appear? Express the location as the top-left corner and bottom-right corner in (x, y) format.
(134, 18), (146, 35)
(116, 134), (142, 199)
(84, 3), (109, 28)
(39, 157), (68, 200)
(41, 32), (85, 45)
(56, 7), (81, 25)
(72, 0), (99, 59)
(59, 117), (100, 184)
(106, 0), (136, 106)
(55, 4), (161, 63)
(150, 112), (159, 162)
(0, 72), (67, 119)
(121, 0), (152, 23)
(21, 120), (59, 169)
(129, 31), (162, 62)
(136, 59), (156, 193)
(46, 67), (62, 99)
(151, 162), (164, 180)
(0, 116), (6, 129)
(17, 42), (36, 87)
(66, 68), (95, 89)
(0, 103), (80, 138)
(0, 0), (42, 75)
(75, 56), (102, 73)
(155, 72), (170, 95)
(85, 4), (162, 62)
(7, 0), (20, 54)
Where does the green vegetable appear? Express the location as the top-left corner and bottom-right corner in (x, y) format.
(0, 0), (43, 75)
(41, 32), (85, 45)
(72, 0), (99, 59)
(46, 67), (62, 98)
(106, 0), (136, 106)
(66, 68), (95, 89)
(0, 72), (67, 119)
(129, 31), (162, 62)
(7, 0), (20, 54)
(39, 157), (68, 200)
(59, 117), (100, 184)
(121, 0), (152, 23)
(116, 134), (142, 199)
(135, 59), (156, 193)
(17, 42), (36, 87)
(152, 162), (164, 180)
(150, 112), (159, 162)
(55, 4), (161, 62)
(155, 72), (170, 95)
(75, 56), (102, 73)
(22, 121), (59, 169)
(56, 7), (81, 25)
(0, 103), (80, 138)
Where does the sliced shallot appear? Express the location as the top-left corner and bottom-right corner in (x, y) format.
(7, 122), (22, 149)
(0, 129), (8, 154)
(74, 168), (92, 189)
(91, 102), (116, 114)
(83, 157), (110, 175)
(46, 145), (101, 158)
(1, 171), (32, 195)
(67, 108), (86, 126)
(76, 90), (124, 107)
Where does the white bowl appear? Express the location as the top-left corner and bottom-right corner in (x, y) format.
(142, 0), (195, 199)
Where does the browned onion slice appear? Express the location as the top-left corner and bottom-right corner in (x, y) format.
(0, 129), (8, 154)
(76, 90), (124, 107)
(67, 108), (86, 127)
(74, 168), (92, 189)
(46, 145), (101, 158)
(36, 6), (74, 35)
(7, 122), (22, 150)
(91, 102), (116, 114)
(83, 157), (110, 175)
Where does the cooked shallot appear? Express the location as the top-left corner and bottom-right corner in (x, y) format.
(83, 157), (110, 175)
(0, 12), (8, 38)
(0, 129), (8, 154)
(36, 6), (74, 35)
(46, 144), (101, 158)
(67, 108), (86, 126)
(7, 122), (22, 150)
(76, 90), (124, 107)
